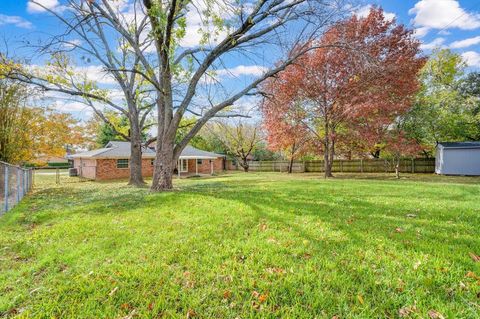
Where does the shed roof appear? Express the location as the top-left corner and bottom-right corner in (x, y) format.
(71, 141), (224, 159)
(438, 142), (480, 149)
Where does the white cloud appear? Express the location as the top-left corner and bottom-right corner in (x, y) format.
(420, 37), (446, 50)
(30, 63), (117, 86)
(409, 0), (480, 35)
(73, 65), (118, 85)
(27, 0), (59, 13)
(462, 51), (480, 67)
(450, 36), (480, 49)
(355, 5), (396, 21)
(217, 65), (268, 78)
(53, 100), (88, 112)
(413, 26), (430, 38)
(62, 39), (82, 49)
(0, 14), (33, 29)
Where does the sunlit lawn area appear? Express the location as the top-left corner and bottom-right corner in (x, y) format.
(1, 172), (479, 318)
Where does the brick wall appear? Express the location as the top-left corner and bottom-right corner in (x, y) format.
(96, 158), (155, 180)
(75, 157), (225, 180)
(184, 158), (223, 174)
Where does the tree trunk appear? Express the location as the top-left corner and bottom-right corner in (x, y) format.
(241, 158), (249, 172)
(288, 157), (294, 174)
(395, 156), (400, 179)
(329, 139), (335, 175)
(371, 149), (381, 159)
(323, 122), (333, 178)
(128, 121), (146, 187)
(324, 148), (333, 178)
(151, 141), (175, 191)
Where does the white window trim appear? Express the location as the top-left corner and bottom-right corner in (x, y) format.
(180, 159), (188, 172)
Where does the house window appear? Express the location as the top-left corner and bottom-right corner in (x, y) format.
(116, 159), (129, 169)
(197, 159), (203, 165)
(151, 159), (154, 166)
(180, 159), (188, 172)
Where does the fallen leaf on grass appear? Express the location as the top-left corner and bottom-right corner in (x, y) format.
(265, 267), (286, 275)
(258, 293), (268, 303)
(267, 237), (278, 244)
(108, 287), (118, 296)
(466, 271), (480, 284)
(223, 290), (232, 300)
(357, 294), (364, 305)
(186, 309), (196, 318)
(398, 306), (417, 317)
(120, 303), (132, 310)
(302, 253), (312, 259)
(469, 252), (480, 262)
(406, 214), (417, 218)
(428, 310), (445, 319)
(395, 227), (404, 233)
(29, 287), (42, 295)
(122, 309), (136, 319)
(252, 290), (268, 303)
(259, 223), (268, 231)
(466, 271), (480, 280)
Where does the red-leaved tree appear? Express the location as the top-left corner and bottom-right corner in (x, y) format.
(262, 90), (314, 173)
(261, 7), (425, 177)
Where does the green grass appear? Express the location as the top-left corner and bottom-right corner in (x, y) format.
(1, 172), (480, 318)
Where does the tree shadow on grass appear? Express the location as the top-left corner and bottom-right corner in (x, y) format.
(2, 174), (479, 317)
(178, 179), (480, 259)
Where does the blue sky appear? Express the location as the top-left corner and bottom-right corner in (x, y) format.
(1, 0), (480, 121)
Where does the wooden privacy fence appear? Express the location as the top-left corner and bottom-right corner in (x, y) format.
(242, 158), (436, 173)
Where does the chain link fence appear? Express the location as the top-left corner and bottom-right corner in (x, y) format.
(0, 161), (33, 216)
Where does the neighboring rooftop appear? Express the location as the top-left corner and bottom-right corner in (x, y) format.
(438, 142), (480, 149)
(71, 141), (224, 159)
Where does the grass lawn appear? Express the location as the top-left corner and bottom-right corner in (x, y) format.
(1, 172), (479, 318)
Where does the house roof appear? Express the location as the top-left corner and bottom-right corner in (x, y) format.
(71, 141), (224, 159)
(179, 145), (224, 159)
(70, 141), (156, 159)
(438, 141), (480, 149)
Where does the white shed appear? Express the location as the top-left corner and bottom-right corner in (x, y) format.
(435, 142), (480, 176)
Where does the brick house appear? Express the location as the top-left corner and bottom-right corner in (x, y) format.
(71, 141), (226, 180)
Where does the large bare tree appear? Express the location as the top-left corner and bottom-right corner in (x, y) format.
(1, 3), (156, 186)
(4, 0), (350, 191)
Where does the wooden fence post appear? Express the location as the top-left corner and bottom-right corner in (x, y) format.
(360, 159), (364, 173)
(4, 165), (8, 212)
(411, 158), (415, 173)
(16, 169), (20, 203)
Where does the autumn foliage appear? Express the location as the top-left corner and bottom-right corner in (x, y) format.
(261, 7), (425, 176)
